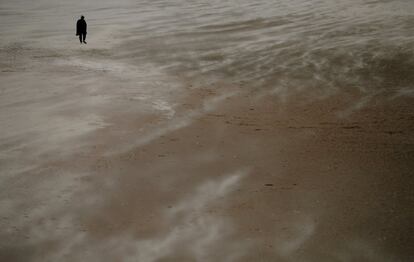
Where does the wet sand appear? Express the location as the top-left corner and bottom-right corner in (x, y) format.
(1, 0), (414, 261)
(1, 55), (413, 261)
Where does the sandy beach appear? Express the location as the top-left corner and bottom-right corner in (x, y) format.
(1, 0), (413, 261)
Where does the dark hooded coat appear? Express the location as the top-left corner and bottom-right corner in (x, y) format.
(76, 19), (87, 35)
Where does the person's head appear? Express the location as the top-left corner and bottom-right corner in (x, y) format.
(81, 15), (85, 20)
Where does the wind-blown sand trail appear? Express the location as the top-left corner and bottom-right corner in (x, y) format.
(1, 0), (413, 261)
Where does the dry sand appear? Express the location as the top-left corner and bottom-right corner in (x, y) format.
(1, 1), (414, 260)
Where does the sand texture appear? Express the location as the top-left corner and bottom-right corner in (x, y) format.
(1, 0), (414, 261)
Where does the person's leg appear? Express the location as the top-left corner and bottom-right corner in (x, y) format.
(83, 34), (87, 44)
(79, 34), (82, 43)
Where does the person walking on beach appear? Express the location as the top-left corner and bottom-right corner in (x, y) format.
(76, 15), (87, 44)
